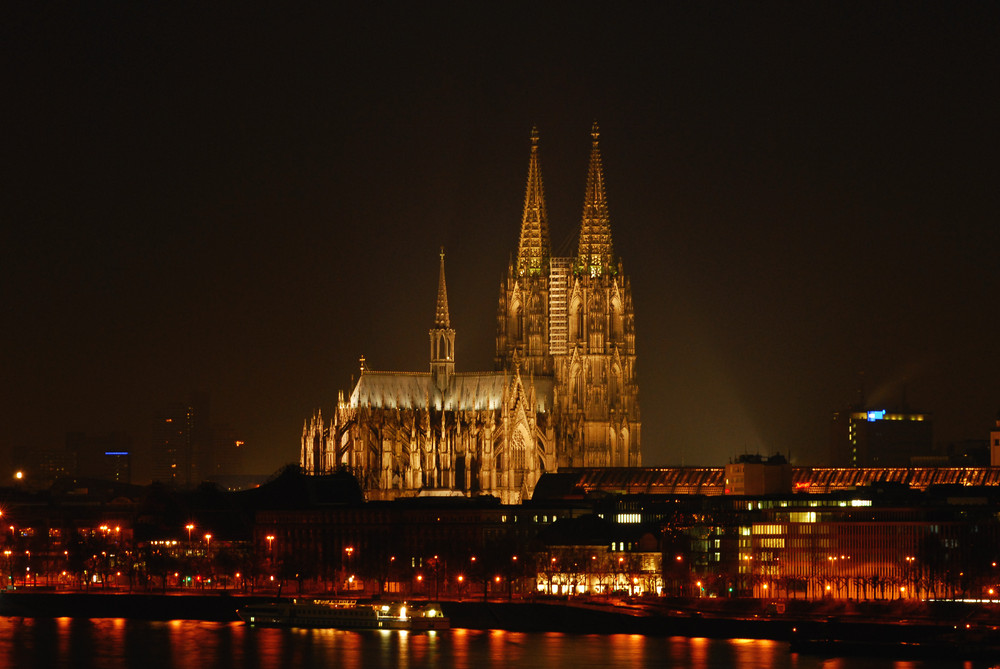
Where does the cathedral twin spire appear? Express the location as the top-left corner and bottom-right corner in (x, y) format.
(516, 127), (551, 277)
(515, 122), (615, 280)
(577, 122), (614, 277)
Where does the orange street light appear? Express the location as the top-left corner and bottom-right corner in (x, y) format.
(266, 535), (275, 552)
(185, 524), (195, 542)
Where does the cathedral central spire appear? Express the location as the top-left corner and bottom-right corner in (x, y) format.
(435, 247), (450, 328)
(516, 126), (551, 277)
(430, 248), (455, 390)
(577, 121), (614, 277)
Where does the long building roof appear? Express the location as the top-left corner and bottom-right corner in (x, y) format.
(534, 466), (1000, 499)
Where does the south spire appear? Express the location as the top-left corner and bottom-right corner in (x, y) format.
(576, 121), (614, 277)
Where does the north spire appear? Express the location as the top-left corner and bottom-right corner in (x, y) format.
(576, 121), (614, 277)
(516, 126), (551, 277)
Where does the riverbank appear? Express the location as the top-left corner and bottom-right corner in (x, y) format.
(3, 590), (1000, 657)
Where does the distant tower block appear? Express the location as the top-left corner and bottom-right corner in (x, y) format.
(991, 416), (1000, 467)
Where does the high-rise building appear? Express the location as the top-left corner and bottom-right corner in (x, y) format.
(67, 431), (133, 483)
(990, 416), (1000, 467)
(151, 395), (212, 487)
(301, 125), (642, 503)
(152, 403), (193, 486)
(206, 426), (246, 480)
(829, 408), (932, 467)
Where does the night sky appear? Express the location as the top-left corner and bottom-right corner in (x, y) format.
(4, 5), (999, 480)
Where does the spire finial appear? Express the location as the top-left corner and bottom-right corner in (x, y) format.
(591, 120), (600, 143)
(530, 125), (539, 147)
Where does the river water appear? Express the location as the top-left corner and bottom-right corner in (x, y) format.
(0, 617), (988, 669)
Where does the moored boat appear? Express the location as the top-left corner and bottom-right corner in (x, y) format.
(237, 598), (450, 631)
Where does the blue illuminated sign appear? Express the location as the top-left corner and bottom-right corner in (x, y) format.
(866, 410), (886, 422)
(104, 451), (129, 456)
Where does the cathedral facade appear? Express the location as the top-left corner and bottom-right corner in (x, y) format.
(301, 124), (640, 503)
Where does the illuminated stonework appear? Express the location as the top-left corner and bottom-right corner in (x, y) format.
(496, 122), (641, 470)
(302, 126), (641, 503)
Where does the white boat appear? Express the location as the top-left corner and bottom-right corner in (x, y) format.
(237, 598), (450, 631)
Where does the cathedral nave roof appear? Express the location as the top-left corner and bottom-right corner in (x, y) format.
(349, 371), (553, 413)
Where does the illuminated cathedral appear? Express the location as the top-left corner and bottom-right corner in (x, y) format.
(301, 124), (641, 503)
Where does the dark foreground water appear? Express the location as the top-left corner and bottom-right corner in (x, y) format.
(0, 617), (989, 669)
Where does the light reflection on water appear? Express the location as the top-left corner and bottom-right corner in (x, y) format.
(0, 618), (985, 669)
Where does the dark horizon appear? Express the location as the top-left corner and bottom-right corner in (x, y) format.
(4, 5), (999, 481)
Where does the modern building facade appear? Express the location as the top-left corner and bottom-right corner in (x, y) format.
(301, 125), (642, 503)
(67, 432), (133, 484)
(830, 408), (933, 467)
(991, 417), (1000, 467)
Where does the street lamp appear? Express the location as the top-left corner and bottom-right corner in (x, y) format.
(204, 533), (212, 553)
(186, 524), (195, 543)
(266, 535), (275, 552)
(344, 547), (354, 592)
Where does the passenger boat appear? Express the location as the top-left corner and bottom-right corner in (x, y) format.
(237, 598), (450, 631)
